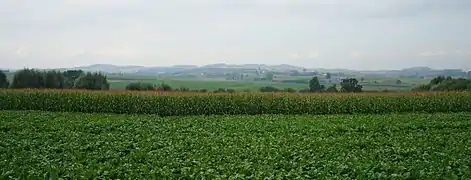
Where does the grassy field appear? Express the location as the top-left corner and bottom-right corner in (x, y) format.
(108, 78), (307, 91)
(4, 71), (426, 91)
(106, 74), (425, 91)
(1, 110), (470, 179)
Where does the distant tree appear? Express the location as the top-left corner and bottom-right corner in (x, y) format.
(309, 76), (325, 92)
(360, 77), (365, 82)
(0, 71), (9, 88)
(44, 70), (66, 89)
(326, 84), (338, 92)
(177, 87), (190, 92)
(62, 70), (84, 88)
(260, 86), (279, 92)
(226, 89), (236, 93)
(157, 83), (172, 91)
(325, 73), (331, 79)
(214, 88), (226, 93)
(414, 76), (471, 91)
(340, 78), (363, 92)
(199, 89), (208, 92)
(74, 72), (110, 90)
(125, 82), (156, 91)
(413, 84), (431, 91)
(10, 68), (46, 89)
(396, 80), (402, 84)
(265, 72), (274, 81)
(430, 76), (446, 85)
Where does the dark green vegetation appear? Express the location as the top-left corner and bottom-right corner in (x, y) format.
(414, 76), (471, 91)
(1, 110), (470, 179)
(7, 69), (109, 90)
(1, 90), (471, 116)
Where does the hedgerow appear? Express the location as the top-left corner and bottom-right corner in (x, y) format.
(0, 90), (470, 116)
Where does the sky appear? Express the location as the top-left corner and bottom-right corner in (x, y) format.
(1, 0), (471, 70)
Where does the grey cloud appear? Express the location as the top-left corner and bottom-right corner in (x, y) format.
(1, 0), (471, 70)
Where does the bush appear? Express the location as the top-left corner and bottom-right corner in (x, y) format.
(74, 72), (110, 90)
(157, 83), (172, 91)
(260, 86), (279, 92)
(125, 82), (156, 91)
(340, 78), (363, 92)
(326, 84), (338, 92)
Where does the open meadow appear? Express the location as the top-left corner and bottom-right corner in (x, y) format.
(1, 90), (471, 179)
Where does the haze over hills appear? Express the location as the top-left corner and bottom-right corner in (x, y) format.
(3, 63), (469, 77)
(27, 63), (465, 77)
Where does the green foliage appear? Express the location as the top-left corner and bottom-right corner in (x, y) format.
(62, 70), (84, 88)
(415, 76), (471, 91)
(1, 91), (471, 116)
(264, 72), (274, 81)
(2, 110), (471, 179)
(340, 78), (363, 92)
(0, 71), (9, 88)
(125, 82), (156, 91)
(309, 76), (325, 92)
(325, 84), (338, 92)
(10, 69), (46, 89)
(176, 87), (190, 92)
(157, 83), (172, 91)
(74, 72), (110, 90)
(43, 70), (66, 89)
(430, 76), (447, 85)
(260, 86), (280, 92)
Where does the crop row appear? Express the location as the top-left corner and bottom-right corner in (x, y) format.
(1, 90), (471, 116)
(1, 110), (471, 178)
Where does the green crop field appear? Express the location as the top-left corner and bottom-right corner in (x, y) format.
(1, 110), (470, 179)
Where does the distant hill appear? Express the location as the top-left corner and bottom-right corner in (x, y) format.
(7, 63), (468, 77)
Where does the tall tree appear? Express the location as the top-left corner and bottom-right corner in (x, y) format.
(309, 76), (325, 92)
(10, 68), (45, 89)
(0, 71), (9, 88)
(63, 70), (84, 88)
(44, 70), (66, 89)
(74, 72), (110, 90)
(340, 78), (363, 92)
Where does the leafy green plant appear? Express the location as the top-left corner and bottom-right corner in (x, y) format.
(1, 110), (471, 179)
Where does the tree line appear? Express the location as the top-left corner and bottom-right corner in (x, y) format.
(0, 69), (109, 90)
(259, 76), (363, 93)
(413, 76), (471, 91)
(1, 69), (470, 92)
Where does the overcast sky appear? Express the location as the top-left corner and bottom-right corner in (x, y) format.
(1, 0), (471, 70)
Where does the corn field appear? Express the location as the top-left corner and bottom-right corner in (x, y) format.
(1, 89), (470, 116)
